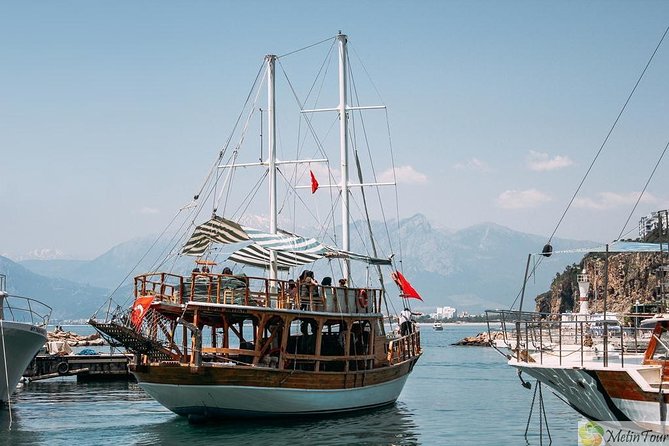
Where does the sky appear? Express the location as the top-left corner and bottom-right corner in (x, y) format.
(1, 1), (669, 260)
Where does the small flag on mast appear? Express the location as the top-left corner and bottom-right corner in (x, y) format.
(310, 170), (319, 194)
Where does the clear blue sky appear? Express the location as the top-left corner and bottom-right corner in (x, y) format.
(1, 1), (669, 259)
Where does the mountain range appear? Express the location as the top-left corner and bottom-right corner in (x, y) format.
(2, 213), (593, 320)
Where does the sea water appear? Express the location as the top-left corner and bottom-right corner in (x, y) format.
(1, 324), (579, 445)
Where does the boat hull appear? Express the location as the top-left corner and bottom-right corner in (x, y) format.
(0, 320), (47, 403)
(132, 357), (418, 418)
(514, 362), (669, 432)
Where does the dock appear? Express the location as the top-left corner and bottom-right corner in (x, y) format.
(24, 353), (132, 381)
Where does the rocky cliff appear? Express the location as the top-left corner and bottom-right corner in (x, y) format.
(535, 252), (668, 314)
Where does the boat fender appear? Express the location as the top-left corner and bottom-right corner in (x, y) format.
(57, 361), (69, 375)
(358, 289), (369, 308)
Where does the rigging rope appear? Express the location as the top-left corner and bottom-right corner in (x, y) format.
(545, 23), (669, 247)
(510, 24), (669, 311)
(617, 138), (669, 240)
(278, 35), (335, 59)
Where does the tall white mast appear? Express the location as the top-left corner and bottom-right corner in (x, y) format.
(267, 54), (278, 283)
(337, 33), (351, 283)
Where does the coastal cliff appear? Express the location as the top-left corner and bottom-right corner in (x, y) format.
(535, 252), (667, 314)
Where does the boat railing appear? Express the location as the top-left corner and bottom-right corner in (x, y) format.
(0, 293), (52, 327)
(485, 309), (654, 368)
(387, 330), (421, 365)
(134, 272), (381, 313)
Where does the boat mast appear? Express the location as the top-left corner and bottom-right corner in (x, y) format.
(337, 33), (351, 283)
(267, 54), (278, 282)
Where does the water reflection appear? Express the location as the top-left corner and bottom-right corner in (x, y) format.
(135, 403), (420, 446)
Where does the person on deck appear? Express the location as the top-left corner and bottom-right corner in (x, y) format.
(399, 307), (420, 336)
(299, 270), (319, 310)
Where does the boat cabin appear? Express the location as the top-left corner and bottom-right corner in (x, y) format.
(126, 270), (417, 373)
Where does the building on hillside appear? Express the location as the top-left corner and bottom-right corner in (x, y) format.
(639, 210), (668, 239)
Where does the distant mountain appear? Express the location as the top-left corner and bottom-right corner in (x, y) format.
(365, 215), (592, 313)
(0, 256), (109, 321)
(20, 237), (193, 290)
(15, 214), (595, 318)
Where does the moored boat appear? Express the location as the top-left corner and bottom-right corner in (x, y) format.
(90, 33), (424, 420)
(0, 274), (51, 404)
(488, 242), (669, 433)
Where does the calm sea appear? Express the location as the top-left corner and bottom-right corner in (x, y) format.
(1, 324), (580, 445)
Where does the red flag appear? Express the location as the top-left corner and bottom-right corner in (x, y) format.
(130, 296), (154, 328)
(392, 270), (423, 300)
(310, 170), (319, 194)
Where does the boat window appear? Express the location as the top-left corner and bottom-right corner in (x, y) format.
(652, 327), (669, 360)
(287, 318), (318, 355)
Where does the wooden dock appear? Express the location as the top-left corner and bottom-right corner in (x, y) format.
(24, 353), (132, 381)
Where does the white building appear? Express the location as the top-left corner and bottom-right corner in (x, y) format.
(434, 306), (456, 320)
(639, 210), (668, 238)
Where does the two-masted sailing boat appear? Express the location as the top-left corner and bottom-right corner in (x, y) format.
(91, 33), (423, 420)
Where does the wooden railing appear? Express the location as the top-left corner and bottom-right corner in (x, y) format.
(133, 272), (382, 313)
(387, 330), (421, 365)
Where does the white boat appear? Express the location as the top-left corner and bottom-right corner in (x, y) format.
(91, 33), (424, 420)
(489, 242), (669, 434)
(0, 274), (51, 404)
(433, 321), (443, 331)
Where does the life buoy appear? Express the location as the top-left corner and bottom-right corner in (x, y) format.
(57, 361), (69, 375)
(358, 289), (369, 308)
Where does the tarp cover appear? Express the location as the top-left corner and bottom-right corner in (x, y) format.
(543, 241), (669, 256)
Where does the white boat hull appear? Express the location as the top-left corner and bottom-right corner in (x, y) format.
(514, 362), (619, 421)
(138, 374), (409, 417)
(0, 320), (47, 403)
(514, 361), (669, 432)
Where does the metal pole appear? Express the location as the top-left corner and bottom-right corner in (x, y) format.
(266, 55), (278, 284)
(518, 254), (532, 318)
(603, 244), (609, 367)
(337, 33), (351, 283)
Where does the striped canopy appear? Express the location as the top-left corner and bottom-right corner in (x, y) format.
(182, 215), (392, 268)
(228, 243), (321, 270)
(182, 216), (250, 256)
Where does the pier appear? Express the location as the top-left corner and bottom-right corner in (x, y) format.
(24, 353), (132, 381)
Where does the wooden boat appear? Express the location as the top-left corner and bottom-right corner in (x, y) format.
(0, 274), (51, 404)
(91, 33), (423, 420)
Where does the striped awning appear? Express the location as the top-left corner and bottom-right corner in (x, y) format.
(183, 215), (392, 268)
(228, 243), (321, 270)
(182, 216), (250, 256)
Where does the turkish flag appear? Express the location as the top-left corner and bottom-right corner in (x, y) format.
(392, 271), (423, 300)
(130, 296), (154, 328)
(310, 170), (319, 194)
